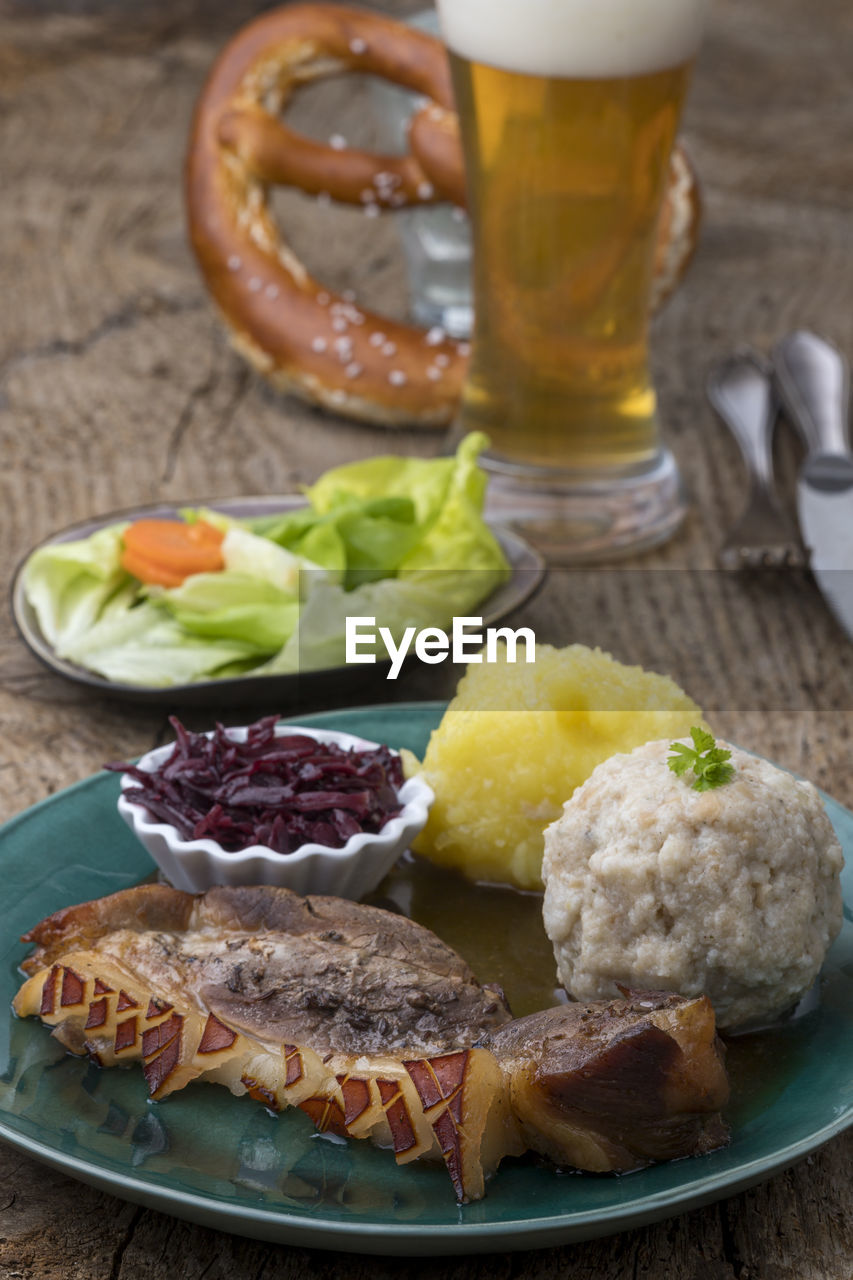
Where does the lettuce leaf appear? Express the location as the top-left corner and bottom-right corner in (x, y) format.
(221, 527), (326, 592)
(57, 599), (262, 686)
(256, 495), (420, 587)
(255, 432), (507, 589)
(258, 568), (508, 674)
(155, 571), (300, 653)
(22, 525), (131, 648)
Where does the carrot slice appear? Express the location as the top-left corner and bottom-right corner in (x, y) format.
(121, 519), (225, 586)
(120, 548), (188, 589)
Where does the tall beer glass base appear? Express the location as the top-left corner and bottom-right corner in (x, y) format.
(480, 448), (687, 564)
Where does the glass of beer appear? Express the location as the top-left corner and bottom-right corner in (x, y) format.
(435, 0), (707, 560)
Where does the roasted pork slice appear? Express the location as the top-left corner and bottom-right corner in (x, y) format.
(483, 992), (729, 1173)
(18, 883), (512, 1057)
(13, 885), (730, 1201)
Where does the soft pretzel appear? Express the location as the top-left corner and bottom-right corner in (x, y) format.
(185, 3), (700, 429)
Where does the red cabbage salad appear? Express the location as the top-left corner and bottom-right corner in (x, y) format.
(21, 433), (508, 687)
(110, 715), (405, 854)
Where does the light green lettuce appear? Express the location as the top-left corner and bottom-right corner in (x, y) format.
(23, 525), (130, 649)
(58, 601), (262, 687)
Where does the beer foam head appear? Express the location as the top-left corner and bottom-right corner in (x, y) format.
(436, 0), (706, 78)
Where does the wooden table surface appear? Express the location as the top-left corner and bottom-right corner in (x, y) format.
(1, 0), (852, 1275)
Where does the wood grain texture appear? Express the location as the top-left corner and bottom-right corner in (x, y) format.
(1, 0), (852, 1275)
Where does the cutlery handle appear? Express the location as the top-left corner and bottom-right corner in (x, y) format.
(772, 330), (851, 456)
(707, 349), (777, 490)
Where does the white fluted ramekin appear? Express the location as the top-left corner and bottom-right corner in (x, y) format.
(116, 724), (433, 899)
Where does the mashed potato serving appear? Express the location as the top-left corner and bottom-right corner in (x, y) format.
(542, 739), (844, 1031)
(412, 644), (702, 890)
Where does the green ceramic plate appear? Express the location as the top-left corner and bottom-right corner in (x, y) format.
(1, 703), (851, 1256)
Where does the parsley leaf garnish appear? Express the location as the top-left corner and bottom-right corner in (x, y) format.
(668, 727), (735, 792)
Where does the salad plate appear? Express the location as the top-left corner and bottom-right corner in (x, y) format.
(1, 702), (852, 1256)
(11, 496), (544, 707)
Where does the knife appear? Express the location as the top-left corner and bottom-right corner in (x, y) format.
(772, 330), (853, 639)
